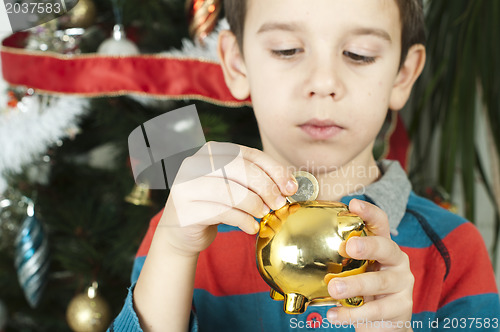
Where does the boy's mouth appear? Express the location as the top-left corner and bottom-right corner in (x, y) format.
(299, 119), (344, 140)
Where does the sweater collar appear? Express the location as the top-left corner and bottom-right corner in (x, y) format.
(349, 160), (412, 235)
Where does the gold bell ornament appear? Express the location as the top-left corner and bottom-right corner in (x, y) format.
(256, 172), (371, 314)
(60, 0), (97, 29)
(125, 183), (153, 206)
(66, 282), (111, 332)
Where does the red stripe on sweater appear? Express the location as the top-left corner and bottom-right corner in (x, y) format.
(194, 231), (270, 296)
(402, 222), (498, 314)
(136, 210), (163, 258)
(439, 222), (498, 307)
(402, 245), (446, 314)
(136, 210), (270, 296)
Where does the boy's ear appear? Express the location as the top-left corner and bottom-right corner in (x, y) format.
(389, 44), (426, 111)
(217, 30), (250, 100)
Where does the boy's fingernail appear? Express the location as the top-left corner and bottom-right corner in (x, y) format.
(262, 204), (270, 216)
(275, 196), (287, 209)
(286, 179), (298, 194)
(350, 238), (364, 254)
(332, 279), (346, 296)
(356, 199), (365, 210)
(327, 310), (338, 322)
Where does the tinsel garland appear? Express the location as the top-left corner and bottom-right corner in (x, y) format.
(0, 96), (88, 193)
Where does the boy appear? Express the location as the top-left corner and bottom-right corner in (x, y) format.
(111, 0), (500, 331)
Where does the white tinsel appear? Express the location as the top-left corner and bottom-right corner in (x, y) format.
(0, 96), (88, 193)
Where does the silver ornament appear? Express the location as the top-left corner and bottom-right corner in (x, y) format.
(97, 24), (139, 56)
(14, 199), (50, 308)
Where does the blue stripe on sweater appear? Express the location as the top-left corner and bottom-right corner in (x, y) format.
(194, 288), (355, 331)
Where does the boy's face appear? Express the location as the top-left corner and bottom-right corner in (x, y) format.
(222, 0), (420, 173)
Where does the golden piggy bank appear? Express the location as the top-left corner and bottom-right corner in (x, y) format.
(256, 201), (369, 314)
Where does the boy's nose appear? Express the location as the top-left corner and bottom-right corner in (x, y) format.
(306, 61), (344, 100)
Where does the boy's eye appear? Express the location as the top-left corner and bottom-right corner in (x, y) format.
(271, 48), (302, 58)
(343, 51), (376, 64)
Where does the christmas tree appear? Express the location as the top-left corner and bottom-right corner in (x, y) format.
(0, 1), (261, 331)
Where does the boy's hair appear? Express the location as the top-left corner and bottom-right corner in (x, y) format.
(223, 0), (426, 68)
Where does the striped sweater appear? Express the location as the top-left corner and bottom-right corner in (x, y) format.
(110, 161), (500, 331)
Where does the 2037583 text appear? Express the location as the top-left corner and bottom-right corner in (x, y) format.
(5, 1), (63, 14)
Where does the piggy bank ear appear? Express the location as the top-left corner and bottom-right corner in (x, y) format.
(336, 211), (365, 240)
(2, 0), (81, 33)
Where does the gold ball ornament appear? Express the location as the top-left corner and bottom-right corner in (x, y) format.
(60, 0), (97, 28)
(66, 282), (111, 332)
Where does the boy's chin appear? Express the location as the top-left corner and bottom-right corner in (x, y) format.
(284, 140), (376, 171)
(285, 154), (352, 175)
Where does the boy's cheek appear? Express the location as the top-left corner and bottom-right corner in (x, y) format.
(250, 84), (294, 114)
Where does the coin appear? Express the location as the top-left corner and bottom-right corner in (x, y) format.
(287, 171), (319, 203)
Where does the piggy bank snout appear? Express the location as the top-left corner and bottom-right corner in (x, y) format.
(256, 201), (368, 314)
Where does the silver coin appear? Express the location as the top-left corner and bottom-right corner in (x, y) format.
(287, 171), (319, 203)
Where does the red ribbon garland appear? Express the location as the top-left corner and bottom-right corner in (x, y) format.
(1, 32), (250, 107)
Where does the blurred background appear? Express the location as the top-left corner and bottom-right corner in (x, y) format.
(0, 0), (498, 331)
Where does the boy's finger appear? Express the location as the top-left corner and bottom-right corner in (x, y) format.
(327, 293), (412, 326)
(185, 154), (285, 211)
(238, 144), (298, 197)
(211, 157), (287, 211)
(192, 142), (297, 199)
(346, 236), (409, 267)
(328, 269), (411, 299)
(348, 199), (390, 238)
(196, 201), (261, 235)
(170, 177), (269, 226)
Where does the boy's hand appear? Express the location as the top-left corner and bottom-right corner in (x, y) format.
(158, 141), (298, 256)
(327, 199), (414, 331)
